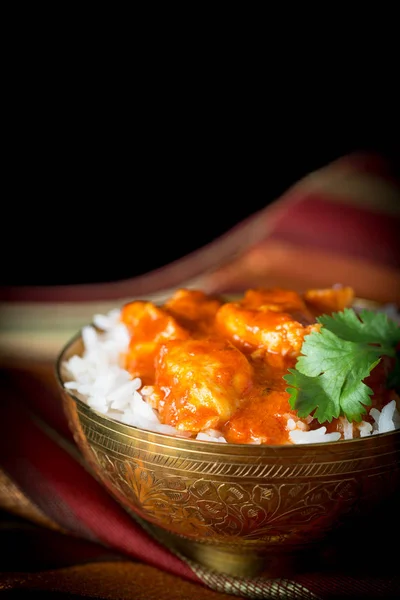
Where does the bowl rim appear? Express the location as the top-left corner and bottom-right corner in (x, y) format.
(55, 296), (400, 450)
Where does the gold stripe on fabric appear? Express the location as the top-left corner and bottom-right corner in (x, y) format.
(0, 467), (64, 532)
(188, 563), (321, 600)
(293, 165), (400, 214)
(0, 561), (240, 599)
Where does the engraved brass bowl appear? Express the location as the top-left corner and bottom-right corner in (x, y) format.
(56, 333), (400, 578)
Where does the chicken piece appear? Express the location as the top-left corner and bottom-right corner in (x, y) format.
(163, 288), (223, 336)
(241, 288), (314, 324)
(120, 301), (189, 383)
(303, 286), (354, 316)
(152, 339), (254, 432)
(215, 301), (320, 358)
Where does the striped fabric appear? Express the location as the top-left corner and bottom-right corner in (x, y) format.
(0, 152), (399, 599)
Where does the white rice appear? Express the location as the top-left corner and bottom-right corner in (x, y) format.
(289, 427), (341, 444)
(62, 307), (400, 445)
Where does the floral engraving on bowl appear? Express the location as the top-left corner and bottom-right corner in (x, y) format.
(88, 445), (362, 543)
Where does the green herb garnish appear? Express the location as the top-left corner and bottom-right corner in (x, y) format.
(284, 308), (400, 424)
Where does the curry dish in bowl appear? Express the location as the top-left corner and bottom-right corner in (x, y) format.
(60, 286), (400, 445)
(56, 285), (400, 576)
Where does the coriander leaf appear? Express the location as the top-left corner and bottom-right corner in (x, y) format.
(284, 370), (341, 423)
(284, 327), (382, 423)
(317, 308), (400, 350)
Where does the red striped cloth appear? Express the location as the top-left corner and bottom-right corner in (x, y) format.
(0, 152), (399, 599)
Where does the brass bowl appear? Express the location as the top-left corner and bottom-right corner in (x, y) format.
(56, 332), (400, 578)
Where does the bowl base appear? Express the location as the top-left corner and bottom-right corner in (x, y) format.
(146, 523), (299, 578)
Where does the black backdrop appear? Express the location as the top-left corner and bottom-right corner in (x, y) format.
(2, 138), (398, 286)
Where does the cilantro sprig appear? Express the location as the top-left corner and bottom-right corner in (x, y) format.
(284, 308), (400, 424)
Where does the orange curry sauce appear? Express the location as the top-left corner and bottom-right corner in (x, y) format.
(119, 286), (389, 444)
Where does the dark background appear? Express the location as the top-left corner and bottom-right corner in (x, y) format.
(2, 38), (399, 288)
(2, 137), (399, 287)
